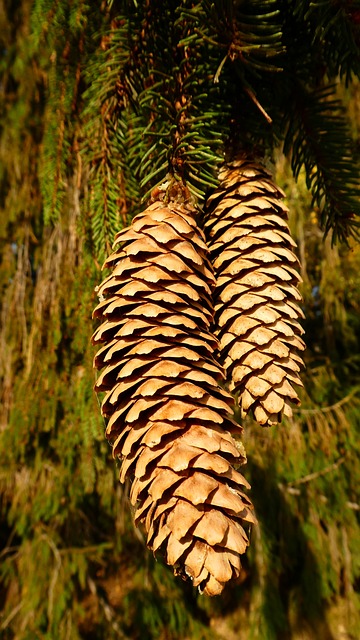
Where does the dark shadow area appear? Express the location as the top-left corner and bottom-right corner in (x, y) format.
(205, 458), (337, 640)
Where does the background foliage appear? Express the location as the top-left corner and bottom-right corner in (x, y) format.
(0, 1), (359, 638)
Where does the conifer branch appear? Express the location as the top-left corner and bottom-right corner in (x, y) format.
(82, 16), (144, 259)
(284, 83), (360, 242)
(128, 3), (227, 201)
(294, 0), (360, 82)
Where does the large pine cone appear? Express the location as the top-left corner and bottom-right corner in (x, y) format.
(204, 158), (305, 426)
(92, 189), (255, 596)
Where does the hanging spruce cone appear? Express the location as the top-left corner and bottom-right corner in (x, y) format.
(92, 184), (255, 596)
(204, 157), (305, 426)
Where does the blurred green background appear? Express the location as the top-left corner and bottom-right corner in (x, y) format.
(0, 2), (359, 638)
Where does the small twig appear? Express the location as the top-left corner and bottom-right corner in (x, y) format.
(214, 52), (229, 83)
(283, 486), (301, 495)
(298, 388), (359, 415)
(346, 501), (360, 511)
(40, 534), (62, 626)
(59, 542), (113, 556)
(0, 545), (20, 560)
(87, 577), (132, 640)
(287, 456), (346, 487)
(0, 602), (23, 631)
(244, 86), (272, 123)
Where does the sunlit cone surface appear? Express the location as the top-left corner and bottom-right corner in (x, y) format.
(204, 158), (305, 426)
(92, 188), (255, 595)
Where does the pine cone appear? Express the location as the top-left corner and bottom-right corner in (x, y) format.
(92, 190), (255, 596)
(204, 158), (305, 426)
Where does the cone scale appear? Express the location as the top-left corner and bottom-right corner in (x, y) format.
(92, 186), (255, 596)
(204, 157), (305, 426)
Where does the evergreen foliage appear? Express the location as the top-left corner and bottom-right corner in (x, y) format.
(0, 0), (360, 637)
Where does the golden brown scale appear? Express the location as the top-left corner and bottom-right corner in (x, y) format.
(204, 158), (305, 426)
(92, 190), (255, 596)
